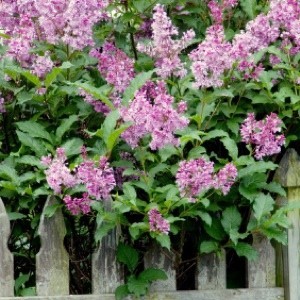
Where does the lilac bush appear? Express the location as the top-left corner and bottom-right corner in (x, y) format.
(0, 0), (299, 297)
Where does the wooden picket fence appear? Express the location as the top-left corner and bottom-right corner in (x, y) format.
(1, 149), (300, 300)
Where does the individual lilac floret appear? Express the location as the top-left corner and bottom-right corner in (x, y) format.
(120, 81), (189, 150)
(214, 163), (238, 195)
(41, 148), (77, 194)
(176, 157), (215, 202)
(137, 4), (195, 78)
(90, 42), (135, 93)
(148, 208), (170, 234)
(76, 156), (116, 200)
(240, 113), (285, 159)
(189, 25), (234, 88)
(63, 193), (91, 215)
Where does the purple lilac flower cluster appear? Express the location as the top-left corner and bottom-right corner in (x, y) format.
(240, 113), (285, 159)
(41, 147), (116, 215)
(120, 81), (189, 150)
(176, 157), (238, 202)
(63, 193), (91, 215)
(189, 25), (234, 88)
(90, 42), (135, 93)
(41, 148), (77, 194)
(148, 208), (170, 234)
(76, 156), (116, 201)
(137, 4), (195, 78)
(0, 0), (109, 68)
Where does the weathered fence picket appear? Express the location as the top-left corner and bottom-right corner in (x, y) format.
(2, 148), (300, 299)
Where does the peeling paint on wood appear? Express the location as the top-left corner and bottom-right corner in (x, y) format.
(144, 244), (176, 291)
(92, 198), (123, 294)
(275, 149), (300, 300)
(196, 251), (226, 289)
(0, 198), (14, 297)
(36, 196), (69, 296)
(247, 233), (276, 288)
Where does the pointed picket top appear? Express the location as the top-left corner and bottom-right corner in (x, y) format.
(144, 244), (176, 292)
(36, 196), (69, 296)
(0, 198), (14, 297)
(196, 251), (226, 290)
(92, 198), (123, 294)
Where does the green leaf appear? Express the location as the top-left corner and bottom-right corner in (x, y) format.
(61, 138), (83, 157)
(115, 284), (129, 300)
(238, 161), (277, 178)
(15, 273), (30, 294)
(123, 70), (154, 104)
(16, 131), (47, 156)
(155, 234), (171, 250)
(123, 183), (137, 201)
(221, 137), (238, 160)
(234, 242), (258, 260)
(200, 240), (219, 254)
(43, 204), (62, 218)
(117, 243), (139, 273)
(60, 61), (74, 69)
(260, 226), (287, 244)
(139, 268), (168, 282)
(202, 129), (228, 142)
(106, 124), (131, 152)
(0, 164), (19, 185)
(127, 276), (148, 296)
(8, 212), (26, 221)
(16, 121), (53, 143)
(16, 91), (33, 105)
(253, 193), (274, 221)
(94, 222), (115, 242)
(102, 109), (119, 143)
(240, 0), (257, 19)
(45, 67), (61, 87)
(221, 207), (242, 234)
(204, 219), (226, 241)
(56, 115), (78, 143)
(21, 71), (41, 87)
(73, 81), (114, 110)
(159, 145), (179, 162)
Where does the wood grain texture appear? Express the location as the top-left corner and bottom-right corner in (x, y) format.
(92, 198), (123, 294)
(144, 244), (176, 292)
(196, 251), (226, 289)
(0, 288), (284, 300)
(36, 196), (69, 296)
(247, 233), (276, 288)
(0, 198), (14, 297)
(275, 149), (300, 300)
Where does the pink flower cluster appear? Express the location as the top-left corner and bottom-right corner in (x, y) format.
(176, 157), (237, 202)
(90, 42), (135, 93)
(41, 148), (77, 194)
(63, 193), (91, 215)
(137, 4), (195, 78)
(120, 81), (189, 150)
(76, 156), (116, 200)
(0, 0), (109, 68)
(148, 208), (170, 234)
(41, 147), (116, 215)
(189, 25), (233, 88)
(240, 113), (285, 159)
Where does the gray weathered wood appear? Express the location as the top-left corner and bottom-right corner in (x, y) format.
(274, 149), (300, 300)
(0, 287), (284, 300)
(0, 198), (14, 297)
(196, 250), (226, 289)
(92, 198), (123, 294)
(247, 233), (276, 288)
(144, 244), (176, 291)
(36, 196), (69, 296)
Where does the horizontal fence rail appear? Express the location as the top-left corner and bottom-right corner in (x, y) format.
(1, 149), (300, 300)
